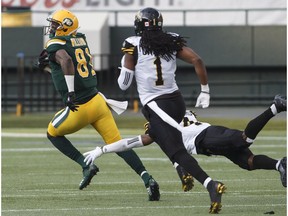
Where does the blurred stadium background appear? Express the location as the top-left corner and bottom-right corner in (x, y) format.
(1, 0), (287, 114)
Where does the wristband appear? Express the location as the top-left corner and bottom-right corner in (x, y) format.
(201, 84), (209, 94)
(64, 75), (74, 92)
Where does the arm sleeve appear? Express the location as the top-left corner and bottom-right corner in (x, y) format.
(117, 66), (134, 90)
(102, 136), (144, 153)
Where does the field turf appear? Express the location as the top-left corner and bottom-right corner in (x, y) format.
(1, 112), (287, 215)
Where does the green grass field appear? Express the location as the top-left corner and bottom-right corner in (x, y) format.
(2, 113), (287, 216)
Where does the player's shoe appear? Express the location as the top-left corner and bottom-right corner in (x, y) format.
(208, 181), (226, 214)
(273, 95), (287, 113)
(146, 176), (160, 201)
(278, 157), (287, 187)
(176, 165), (194, 192)
(79, 164), (99, 190)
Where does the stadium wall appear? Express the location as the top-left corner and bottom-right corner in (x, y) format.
(2, 25), (286, 66)
(110, 26), (286, 67)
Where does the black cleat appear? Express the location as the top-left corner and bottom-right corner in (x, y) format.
(79, 164), (99, 190)
(279, 157), (287, 187)
(273, 95), (287, 113)
(176, 165), (194, 192)
(146, 176), (160, 201)
(208, 181), (226, 214)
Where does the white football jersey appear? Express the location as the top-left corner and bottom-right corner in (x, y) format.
(181, 122), (210, 154)
(122, 35), (179, 105)
(147, 101), (211, 155)
(179, 110), (210, 154)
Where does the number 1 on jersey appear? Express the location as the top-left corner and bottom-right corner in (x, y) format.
(154, 57), (164, 86)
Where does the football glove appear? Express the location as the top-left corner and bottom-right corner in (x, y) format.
(66, 92), (79, 112)
(144, 122), (150, 134)
(35, 49), (51, 73)
(195, 92), (210, 108)
(83, 146), (103, 165)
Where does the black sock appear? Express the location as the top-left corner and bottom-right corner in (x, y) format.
(252, 155), (278, 170)
(47, 134), (88, 169)
(244, 108), (274, 140)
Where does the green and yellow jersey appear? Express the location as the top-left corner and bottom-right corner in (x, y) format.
(45, 33), (98, 104)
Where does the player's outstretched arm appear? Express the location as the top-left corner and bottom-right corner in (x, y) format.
(83, 135), (153, 165)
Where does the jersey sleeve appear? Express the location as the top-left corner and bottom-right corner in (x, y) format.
(121, 36), (140, 65)
(45, 38), (66, 54)
(121, 40), (135, 55)
(121, 36), (140, 55)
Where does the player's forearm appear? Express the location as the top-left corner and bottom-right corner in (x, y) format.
(190, 54), (208, 86)
(117, 66), (134, 90)
(194, 62), (208, 86)
(102, 136), (144, 153)
(83, 136), (147, 165)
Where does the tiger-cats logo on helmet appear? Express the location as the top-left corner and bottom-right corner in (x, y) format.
(63, 18), (73, 27)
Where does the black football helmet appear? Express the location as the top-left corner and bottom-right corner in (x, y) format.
(134, 7), (163, 36)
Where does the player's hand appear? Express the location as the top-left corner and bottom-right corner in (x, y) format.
(36, 49), (51, 73)
(66, 92), (79, 112)
(195, 92), (210, 108)
(83, 147), (103, 165)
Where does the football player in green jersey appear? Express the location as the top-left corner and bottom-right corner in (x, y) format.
(40, 9), (160, 200)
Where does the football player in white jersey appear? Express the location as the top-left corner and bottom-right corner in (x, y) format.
(84, 95), (287, 189)
(115, 7), (223, 213)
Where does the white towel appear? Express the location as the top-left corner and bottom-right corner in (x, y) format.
(98, 92), (128, 115)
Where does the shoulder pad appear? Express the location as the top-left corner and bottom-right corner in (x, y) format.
(125, 36), (140, 45)
(45, 38), (66, 49)
(121, 36), (140, 55)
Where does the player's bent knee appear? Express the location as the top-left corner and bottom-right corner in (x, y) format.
(247, 154), (255, 170)
(47, 122), (59, 137)
(238, 154), (255, 171)
(47, 131), (56, 139)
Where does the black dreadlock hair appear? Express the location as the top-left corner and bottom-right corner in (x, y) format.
(139, 30), (187, 62)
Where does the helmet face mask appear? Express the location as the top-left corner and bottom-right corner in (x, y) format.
(44, 19), (60, 36)
(134, 7), (163, 36)
(44, 9), (79, 37)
